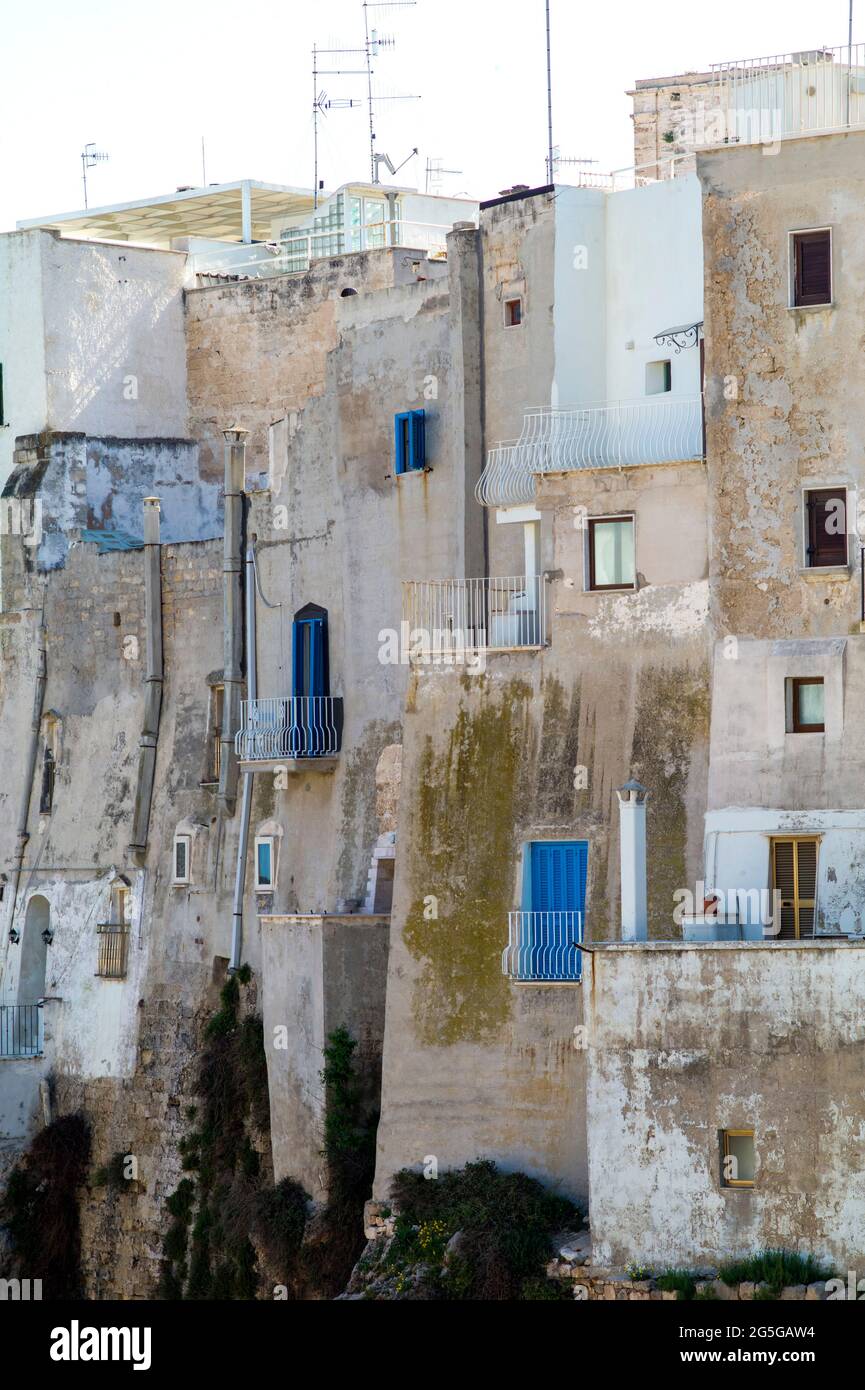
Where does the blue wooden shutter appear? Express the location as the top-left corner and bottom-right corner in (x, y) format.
(394, 412), (409, 474)
(410, 409), (426, 470)
(291, 620), (305, 698)
(292, 616), (326, 697)
(530, 841), (587, 913)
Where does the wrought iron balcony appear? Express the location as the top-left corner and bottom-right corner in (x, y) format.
(402, 575), (546, 657)
(476, 396), (704, 506)
(501, 911), (584, 982)
(708, 43), (865, 146)
(235, 696), (344, 763)
(96, 924), (131, 979)
(0, 1003), (43, 1058)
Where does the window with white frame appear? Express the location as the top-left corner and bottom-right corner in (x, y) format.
(255, 836), (275, 892)
(173, 834), (192, 885)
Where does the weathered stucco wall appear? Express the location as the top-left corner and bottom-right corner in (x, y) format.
(700, 130), (865, 638)
(586, 941), (865, 1269)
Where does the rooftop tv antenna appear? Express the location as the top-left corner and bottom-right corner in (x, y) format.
(425, 157), (463, 194)
(362, 2), (421, 183)
(545, 0), (554, 182)
(81, 143), (109, 209)
(312, 41), (365, 209)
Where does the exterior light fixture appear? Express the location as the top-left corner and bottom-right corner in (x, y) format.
(41, 927), (54, 946)
(8, 927), (20, 945)
(222, 425), (248, 443)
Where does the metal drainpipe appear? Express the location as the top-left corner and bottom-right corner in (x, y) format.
(229, 540), (257, 973)
(128, 497), (164, 861)
(219, 429), (247, 817)
(8, 598), (47, 938)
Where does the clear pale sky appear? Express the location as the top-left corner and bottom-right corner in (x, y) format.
(0, 0), (856, 231)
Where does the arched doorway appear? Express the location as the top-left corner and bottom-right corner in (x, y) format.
(18, 895), (49, 1003)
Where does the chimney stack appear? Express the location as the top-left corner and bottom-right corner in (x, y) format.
(616, 779), (650, 941)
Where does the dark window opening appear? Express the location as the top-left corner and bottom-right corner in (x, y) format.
(721, 1130), (755, 1187)
(39, 748), (55, 814)
(504, 297), (522, 327)
(793, 229), (831, 306)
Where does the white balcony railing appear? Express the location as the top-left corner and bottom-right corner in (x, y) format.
(190, 218), (460, 281)
(502, 911), (583, 981)
(476, 396), (704, 506)
(0, 1003), (43, 1058)
(402, 576), (546, 656)
(235, 696), (343, 761)
(709, 43), (865, 146)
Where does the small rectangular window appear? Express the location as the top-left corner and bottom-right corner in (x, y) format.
(645, 359), (672, 395)
(722, 1129), (755, 1187)
(173, 834), (191, 885)
(588, 517), (636, 591)
(792, 229), (831, 307)
(790, 677), (825, 733)
(806, 488), (847, 568)
(504, 297), (522, 327)
(255, 836), (274, 891)
(394, 409), (426, 474)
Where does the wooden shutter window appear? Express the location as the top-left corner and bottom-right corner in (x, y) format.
(806, 488), (847, 567)
(793, 230), (831, 307)
(772, 838), (817, 940)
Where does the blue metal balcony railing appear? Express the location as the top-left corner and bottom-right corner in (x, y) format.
(0, 1003), (44, 1058)
(501, 911), (583, 981)
(235, 696), (344, 761)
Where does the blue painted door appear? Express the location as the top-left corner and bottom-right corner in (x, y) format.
(526, 841), (587, 979)
(291, 615), (327, 754)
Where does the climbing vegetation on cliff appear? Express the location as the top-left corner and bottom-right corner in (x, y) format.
(1, 1111), (91, 1300)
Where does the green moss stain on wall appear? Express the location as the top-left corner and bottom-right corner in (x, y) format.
(403, 685), (532, 1045)
(631, 666), (709, 939)
(534, 677), (581, 821)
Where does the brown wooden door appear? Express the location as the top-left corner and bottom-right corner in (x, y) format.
(772, 839), (817, 939)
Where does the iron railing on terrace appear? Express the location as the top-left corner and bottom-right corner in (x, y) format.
(709, 43), (865, 146)
(235, 696), (344, 761)
(190, 219), (460, 281)
(96, 924), (131, 979)
(402, 576), (546, 656)
(502, 911), (584, 981)
(0, 1003), (43, 1058)
(476, 396), (704, 506)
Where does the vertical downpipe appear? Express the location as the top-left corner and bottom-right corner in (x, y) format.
(229, 541), (257, 973)
(219, 429), (247, 817)
(128, 497), (164, 858)
(8, 600), (47, 936)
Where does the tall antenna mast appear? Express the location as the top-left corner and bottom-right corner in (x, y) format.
(311, 42), (365, 208)
(545, 0), (554, 183)
(362, 1), (420, 184)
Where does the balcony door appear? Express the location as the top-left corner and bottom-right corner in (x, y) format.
(522, 840), (588, 980)
(291, 604), (330, 756)
(771, 838), (817, 940)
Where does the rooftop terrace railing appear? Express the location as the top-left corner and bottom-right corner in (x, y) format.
(708, 43), (865, 145)
(190, 218), (463, 280)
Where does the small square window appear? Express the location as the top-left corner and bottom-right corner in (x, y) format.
(792, 229), (831, 307)
(255, 836), (275, 892)
(173, 834), (191, 885)
(504, 297), (522, 327)
(722, 1129), (755, 1187)
(394, 409), (426, 474)
(789, 677), (825, 733)
(588, 517), (635, 591)
(645, 359), (672, 395)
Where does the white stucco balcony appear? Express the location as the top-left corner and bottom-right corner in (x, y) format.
(476, 396), (704, 506)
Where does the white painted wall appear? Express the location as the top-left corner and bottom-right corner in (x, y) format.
(551, 176), (703, 408)
(0, 231), (48, 488)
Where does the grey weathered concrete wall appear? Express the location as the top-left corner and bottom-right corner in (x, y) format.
(585, 941), (865, 1269)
